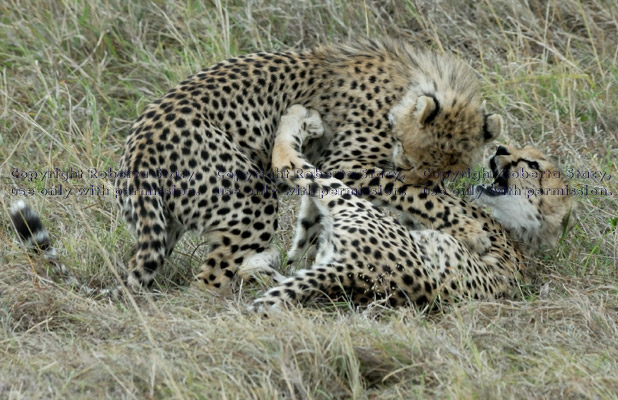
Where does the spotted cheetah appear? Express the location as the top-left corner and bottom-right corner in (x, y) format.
(114, 38), (503, 292)
(251, 105), (574, 310)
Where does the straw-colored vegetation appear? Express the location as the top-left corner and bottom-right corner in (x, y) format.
(1, 0), (617, 398)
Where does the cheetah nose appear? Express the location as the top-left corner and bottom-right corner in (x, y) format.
(495, 146), (510, 156)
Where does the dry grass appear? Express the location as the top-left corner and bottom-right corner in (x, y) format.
(1, 0), (617, 398)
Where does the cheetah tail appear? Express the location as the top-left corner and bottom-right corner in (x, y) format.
(10, 200), (59, 261)
(9, 200), (121, 299)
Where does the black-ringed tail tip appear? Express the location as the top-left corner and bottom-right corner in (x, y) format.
(9, 200), (122, 299)
(10, 200), (57, 258)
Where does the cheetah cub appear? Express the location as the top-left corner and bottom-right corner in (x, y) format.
(252, 105), (575, 310)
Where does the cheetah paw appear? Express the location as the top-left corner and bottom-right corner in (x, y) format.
(302, 109), (324, 140)
(284, 104), (324, 140)
(248, 298), (283, 315)
(285, 104), (309, 119)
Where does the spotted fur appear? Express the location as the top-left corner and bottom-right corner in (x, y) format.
(251, 106), (574, 310)
(114, 39), (502, 291)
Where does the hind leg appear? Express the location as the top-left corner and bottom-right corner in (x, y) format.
(194, 243), (283, 291)
(193, 187), (283, 290)
(196, 105), (323, 291)
(193, 244), (237, 291)
(250, 262), (371, 311)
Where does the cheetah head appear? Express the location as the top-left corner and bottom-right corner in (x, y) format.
(388, 91), (502, 184)
(476, 145), (576, 250)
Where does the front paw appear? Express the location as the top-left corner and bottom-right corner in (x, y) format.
(302, 109), (324, 139)
(285, 104), (309, 119)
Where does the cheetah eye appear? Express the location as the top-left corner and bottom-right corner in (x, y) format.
(526, 160), (540, 171)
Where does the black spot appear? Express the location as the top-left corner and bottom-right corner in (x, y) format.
(495, 145), (510, 156)
(144, 261), (157, 273)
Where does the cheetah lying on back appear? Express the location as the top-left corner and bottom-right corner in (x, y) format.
(252, 105), (574, 310)
(114, 39), (503, 293)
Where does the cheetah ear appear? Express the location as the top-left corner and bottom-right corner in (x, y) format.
(483, 114), (503, 143)
(392, 138), (413, 170)
(414, 95), (439, 126)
